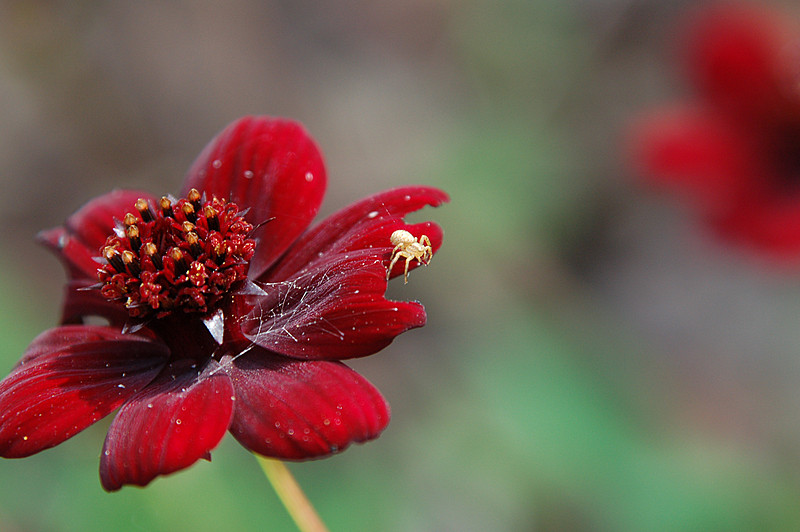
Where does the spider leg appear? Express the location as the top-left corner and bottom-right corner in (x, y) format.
(387, 252), (402, 280)
(419, 236), (433, 264)
(403, 255), (412, 284)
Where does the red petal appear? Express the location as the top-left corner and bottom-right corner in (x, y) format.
(224, 353), (389, 460)
(60, 280), (129, 327)
(263, 186), (448, 282)
(0, 326), (168, 458)
(710, 198), (800, 258)
(38, 190), (156, 281)
(241, 254), (426, 360)
(100, 359), (234, 491)
(181, 117), (327, 278)
(629, 108), (757, 212)
(684, 4), (791, 119)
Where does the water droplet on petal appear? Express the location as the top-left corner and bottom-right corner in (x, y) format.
(305, 172), (314, 182)
(244, 170), (254, 179)
(212, 159), (222, 169)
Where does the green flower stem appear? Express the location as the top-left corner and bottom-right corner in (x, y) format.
(257, 456), (330, 532)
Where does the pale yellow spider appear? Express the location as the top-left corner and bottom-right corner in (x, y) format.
(387, 229), (433, 284)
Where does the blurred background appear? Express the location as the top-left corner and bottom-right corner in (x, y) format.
(4, 0), (800, 530)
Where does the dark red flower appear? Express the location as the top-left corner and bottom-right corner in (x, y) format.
(630, 3), (800, 257)
(0, 116), (447, 491)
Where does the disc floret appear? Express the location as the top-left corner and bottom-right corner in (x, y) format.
(98, 189), (255, 319)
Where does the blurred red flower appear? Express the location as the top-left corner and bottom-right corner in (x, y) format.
(0, 116), (447, 491)
(631, 3), (800, 257)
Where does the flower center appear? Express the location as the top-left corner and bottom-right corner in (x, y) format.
(98, 189), (255, 319)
